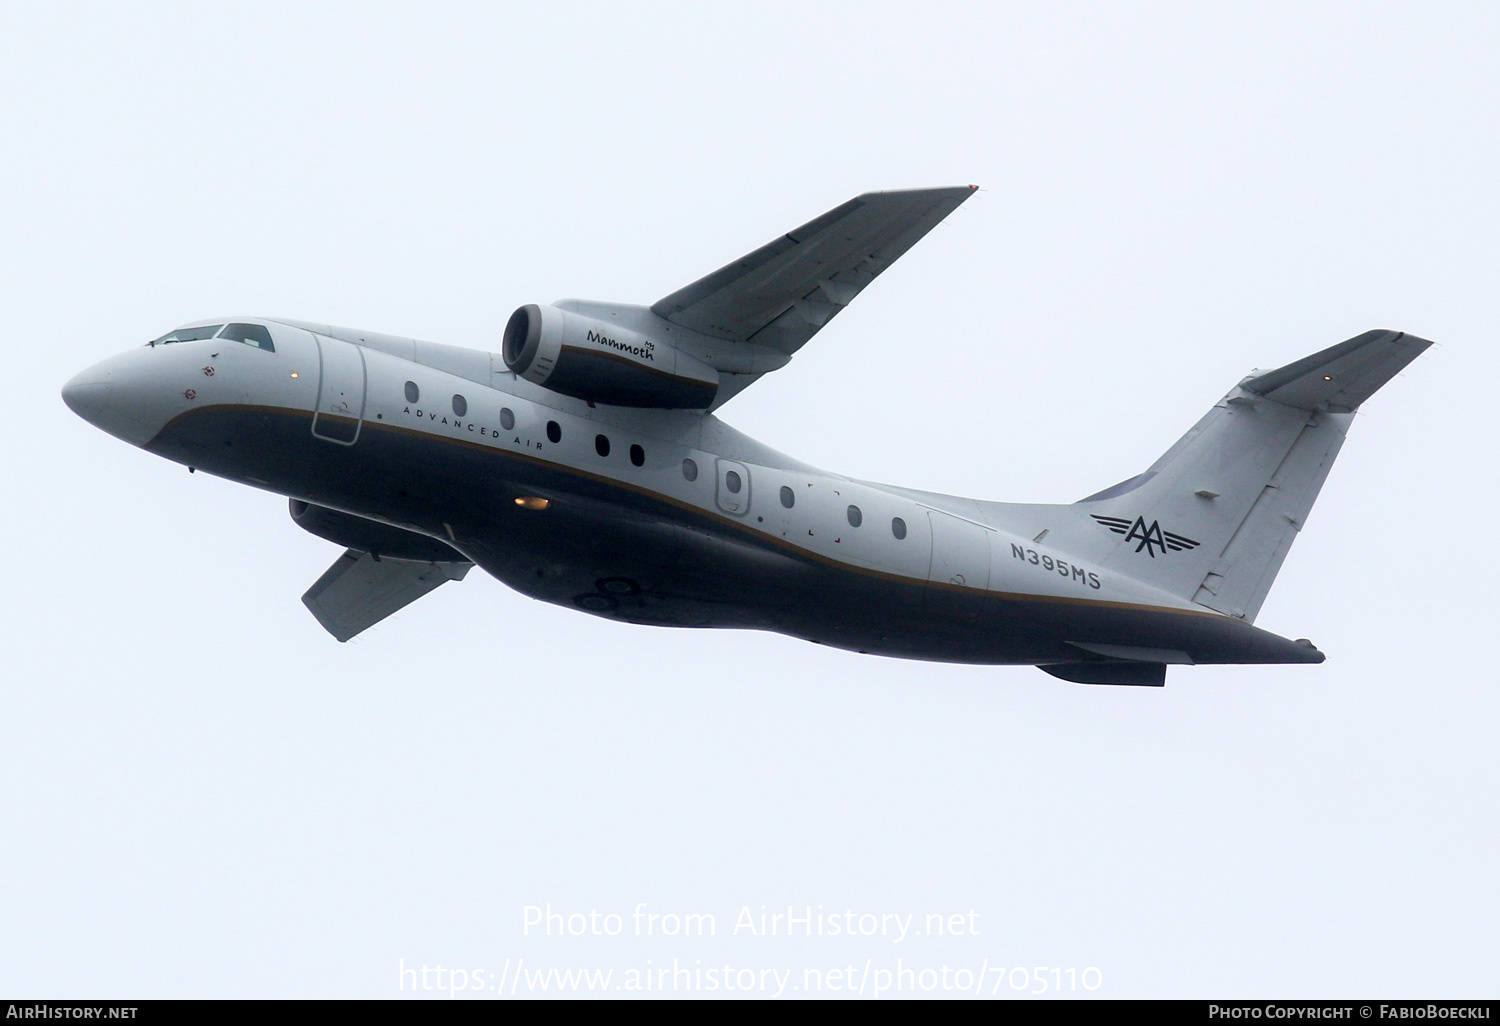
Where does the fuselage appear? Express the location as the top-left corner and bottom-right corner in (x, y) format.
(62, 316), (1318, 668)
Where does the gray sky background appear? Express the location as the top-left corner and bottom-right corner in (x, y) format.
(2, 1), (1496, 999)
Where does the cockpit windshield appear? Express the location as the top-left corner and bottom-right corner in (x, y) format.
(150, 325), (223, 345)
(219, 323), (275, 350)
(148, 322), (276, 352)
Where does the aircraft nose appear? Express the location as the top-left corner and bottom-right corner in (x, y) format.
(62, 350), (161, 446)
(62, 363), (113, 426)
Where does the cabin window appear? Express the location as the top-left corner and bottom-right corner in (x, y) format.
(891, 517), (907, 540)
(500, 407), (515, 431)
(725, 470), (742, 494)
(847, 505), (863, 527)
(629, 444), (645, 467)
(780, 486), (795, 509)
(595, 434), (611, 457)
(452, 394), (467, 417)
(219, 323), (275, 351)
(682, 458), (698, 481)
(405, 381), (419, 404)
(546, 420), (561, 444)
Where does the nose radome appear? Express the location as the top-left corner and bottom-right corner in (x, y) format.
(62, 351), (162, 447)
(62, 364), (113, 426)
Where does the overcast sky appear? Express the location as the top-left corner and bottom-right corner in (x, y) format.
(2, 1), (1496, 999)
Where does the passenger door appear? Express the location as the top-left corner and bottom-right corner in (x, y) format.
(312, 334), (367, 445)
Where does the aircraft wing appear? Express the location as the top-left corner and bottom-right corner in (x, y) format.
(651, 186), (977, 357)
(302, 549), (472, 642)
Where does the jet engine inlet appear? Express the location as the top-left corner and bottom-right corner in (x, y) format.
(502, 304), (544, 375)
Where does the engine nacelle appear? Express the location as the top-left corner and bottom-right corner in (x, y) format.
(502, 304), (719, 409)
(289, 500), (466, 562)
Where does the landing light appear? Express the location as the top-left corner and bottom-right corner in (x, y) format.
(290, 372), (300, 378)
(515, 497), (549, 510)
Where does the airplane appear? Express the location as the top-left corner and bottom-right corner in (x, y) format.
(62, 186), (1431, 685)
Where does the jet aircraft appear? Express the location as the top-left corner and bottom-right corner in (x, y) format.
(63, 187), (1430, 685)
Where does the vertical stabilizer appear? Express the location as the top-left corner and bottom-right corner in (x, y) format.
(1073, 330), (1430, 623)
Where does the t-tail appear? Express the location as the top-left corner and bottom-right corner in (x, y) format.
(1073, 329), (1431, 623)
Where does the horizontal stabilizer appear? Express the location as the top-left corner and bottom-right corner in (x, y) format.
(302, 549), (472, 642)
(1244, 329), (1432, 412)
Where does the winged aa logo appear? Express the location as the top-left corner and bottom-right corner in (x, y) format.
(1091, 515), (1200, 558)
